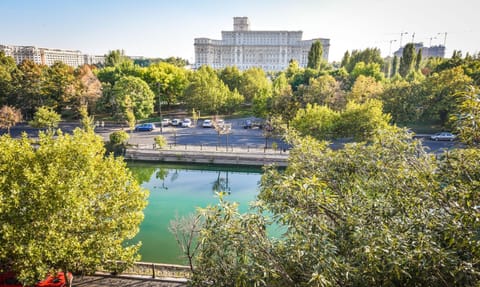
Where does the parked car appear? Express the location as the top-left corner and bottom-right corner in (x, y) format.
(171, 119), (181, 126)
(0, 271), (72, 287)
(134, 123), (155, 132)
(430, 132), (456, 141)
(202, 119), (213, 128)
(181, 118), (192, 128)
(161, 118), (171, 127)
(243, 119), (252, 129)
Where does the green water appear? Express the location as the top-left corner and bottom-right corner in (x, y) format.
(127, 162), (263, 265)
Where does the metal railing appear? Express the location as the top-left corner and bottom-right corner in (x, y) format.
(99, 261), (191, 280)
(128, 143), (290, 155)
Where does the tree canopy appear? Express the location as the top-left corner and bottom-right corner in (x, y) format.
(0, 129), (147, 286)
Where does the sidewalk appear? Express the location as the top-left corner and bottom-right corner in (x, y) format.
(74, 275), (187, 287)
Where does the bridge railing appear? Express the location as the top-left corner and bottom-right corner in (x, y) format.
(99, 261), (191, 279)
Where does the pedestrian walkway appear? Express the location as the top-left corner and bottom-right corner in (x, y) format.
(73, 275), (187, 287)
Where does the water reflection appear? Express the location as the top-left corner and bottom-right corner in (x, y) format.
(126, 162), (263, 264)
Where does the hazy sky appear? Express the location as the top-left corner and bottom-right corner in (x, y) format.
(1, 0), (479, 62)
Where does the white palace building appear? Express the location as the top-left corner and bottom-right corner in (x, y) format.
(194, 17), (330, 71)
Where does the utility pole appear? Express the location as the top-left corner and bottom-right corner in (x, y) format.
(437, 32), (448, 46)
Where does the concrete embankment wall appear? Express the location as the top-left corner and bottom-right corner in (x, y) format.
(124, 149), (288, 167)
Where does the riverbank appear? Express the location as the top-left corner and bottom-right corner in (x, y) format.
(124, 145), (289, 167)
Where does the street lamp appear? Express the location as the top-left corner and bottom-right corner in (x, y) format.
(399, 31), (408, 47)
(157, 82), (163, 133)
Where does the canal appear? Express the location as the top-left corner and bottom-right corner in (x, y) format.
(127, 162), (263, 265)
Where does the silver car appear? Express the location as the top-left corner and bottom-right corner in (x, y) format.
(430, 132), (456, 141)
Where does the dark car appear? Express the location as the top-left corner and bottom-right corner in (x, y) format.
(134, 123), (155, 132)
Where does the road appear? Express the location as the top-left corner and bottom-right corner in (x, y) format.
(1, 119), (460, 154)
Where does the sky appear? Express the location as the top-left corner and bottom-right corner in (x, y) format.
(1, 0), (479, 62)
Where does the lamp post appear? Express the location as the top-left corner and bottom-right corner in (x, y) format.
(399, 31), (408, 47)
(157, 83), (163, 133)
(388, 39), (397, 78)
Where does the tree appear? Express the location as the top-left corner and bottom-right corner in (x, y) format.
(302, 75), (344, 110)
(112, 76), (155, 121)
(0, 52), (19, 106)
(345, 48), (384, 73)
(104, 49), (132, 67)
(451, 85), (480, 145)
(337, 99), (391, 140)
(192, 128), (480, 286)
(29, 106), (61, 131)
(238, 67), (271, 103)
(307, 40), (324, 70)
(143, 62), (187, 109)
(399, 43), (416, 77)
(75, 65), (102, 113)
(350, 62), (384, 82)
(42, 61), (76, 113)
(12, 60), (45, 119)
(183, 66), (230, 114)
(415, 48), (423, 71)
(218, 66), (243, 92)
(340, 50), (350, 68)
(290, 103), (340, 140)
(0, 129), (147, 286)
(391, 55), (399, 77)
(0, 105), (22, 134)
(348, 75), (384, 103)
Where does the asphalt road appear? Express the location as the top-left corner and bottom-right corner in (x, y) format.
(1, 119), (460, 154)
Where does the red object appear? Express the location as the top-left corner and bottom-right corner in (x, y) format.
(0, 272), (72, 287)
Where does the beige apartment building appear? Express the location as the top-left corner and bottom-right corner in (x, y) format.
(0, 44), (105, 67)
(194, 17), (330, 71)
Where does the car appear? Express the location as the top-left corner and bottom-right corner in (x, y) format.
(243, 119), (252, 129)
(430, 132), (456, 141)
(202, 119), (213, 128)
(171, 119), (181, 126)
(161, 118), (171, 127)
(181, 118), (192, 128)
(134, 123), (155, 132)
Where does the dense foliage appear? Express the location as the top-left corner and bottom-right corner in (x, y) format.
(192, 128), (480, 286)
(0, 129), (147, 286)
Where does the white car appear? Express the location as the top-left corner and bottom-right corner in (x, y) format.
(181, 118), (192, 128)
(202, 119), (213, 128)
(171, 118), (181, 126)
(430, 132), (456, 141)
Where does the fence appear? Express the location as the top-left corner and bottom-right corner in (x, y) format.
(99, 261), (191, 280)
(128, 142), (290, 155)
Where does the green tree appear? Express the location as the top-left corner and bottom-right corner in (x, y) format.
(399, 43), (416, 77)
(104, 49), (132, 67)
(29, 106), (61, 131)
(451, 85), (480, 145)
(307, 40), (324, 70)
(143, 62), (187, 109)
(239, 67), (271, 103)
(391, 55), (399, 77)
(345, 48), (384, 73)
(340, 50), (350, 68)
(218, 66), (243, 92)
(0, 52), (19, 106)
(415, 48), (423, 71)
(337, 99), (391, 140)
(290, 103), (339, 140)
(0, 129), (147, 286)
(0, 105), (22, 134)
(302, 75), (345, 109)
(183, 66), (230, 114)
(12, 60), (45, 119)
(350, 62), (384, 82)
(348, 75), (384, 103)
(192, 128), (480, 286)
(42, 61), (76, 113)
(112, 76), (155, 121)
